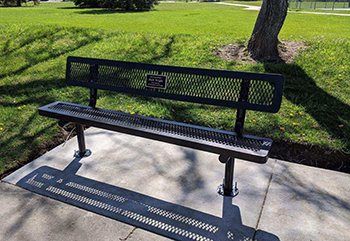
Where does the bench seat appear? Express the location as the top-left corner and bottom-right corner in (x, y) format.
(39, 101), (272, 163)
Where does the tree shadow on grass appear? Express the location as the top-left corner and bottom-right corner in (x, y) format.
(0, 27), (99, 173)
(0, 78), (66, 108)
(0, 31), (103, 80)
(0, 29), (56, 58)
(0, 111), (58, 179)
(0, 77), (71, 178)
(0, 26), (105, 165)
(0, 26), (102, 175)
(0, 29), (175, 177)
(264, 63), (350, 152)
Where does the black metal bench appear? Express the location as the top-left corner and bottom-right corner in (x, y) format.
(39, 56), (284, 196)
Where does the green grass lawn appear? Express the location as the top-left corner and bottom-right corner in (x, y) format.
(0, 2), (349, 38)
(0, 2), (349, 175)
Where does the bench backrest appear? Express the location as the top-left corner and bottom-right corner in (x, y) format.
(66, 56), (284, 113)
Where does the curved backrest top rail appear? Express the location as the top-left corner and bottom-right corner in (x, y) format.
(66, 56), (284, 113)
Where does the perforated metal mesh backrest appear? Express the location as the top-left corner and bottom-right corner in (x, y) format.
(66, 57), (284, 113)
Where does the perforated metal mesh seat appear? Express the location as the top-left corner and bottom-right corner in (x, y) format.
(39, 102), (272, 163)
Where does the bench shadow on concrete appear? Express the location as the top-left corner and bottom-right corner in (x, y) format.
(16, 157), (279, 241)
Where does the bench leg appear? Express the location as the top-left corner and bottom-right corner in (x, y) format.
(218, 155), (239, 197)
(75, 123), (91, 157)
(224, 157), (235, 196)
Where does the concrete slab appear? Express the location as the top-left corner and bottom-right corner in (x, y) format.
(255, 161), (350, 241)
(3, 127), (277, 241)
(127, 228), (172, 241)
(0, 181), (134, 241)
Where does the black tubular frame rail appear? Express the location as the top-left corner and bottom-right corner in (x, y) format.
(39, 56), (285, 197)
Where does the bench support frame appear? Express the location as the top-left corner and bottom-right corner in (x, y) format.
(218, 155), (239, 197)
(41, 56), (285, 197)
(74, 121), (239, 197)
(75, 123), (91, 158)
(89, 64), (98, 108)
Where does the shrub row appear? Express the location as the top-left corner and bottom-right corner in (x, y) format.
(72, 0), (159, 11)
(1, 0), (39, 7)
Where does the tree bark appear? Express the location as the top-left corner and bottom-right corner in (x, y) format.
(247, 0), (288, 62)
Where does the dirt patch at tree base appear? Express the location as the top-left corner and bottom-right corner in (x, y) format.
(216, 41), (307, 64)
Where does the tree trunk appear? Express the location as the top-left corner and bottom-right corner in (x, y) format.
(247, 0), (288, 62)
(16, 0), (21, 7)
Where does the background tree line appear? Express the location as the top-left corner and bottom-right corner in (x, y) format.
(72, 0), (159, 11)
(1, 0), (39, 7)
